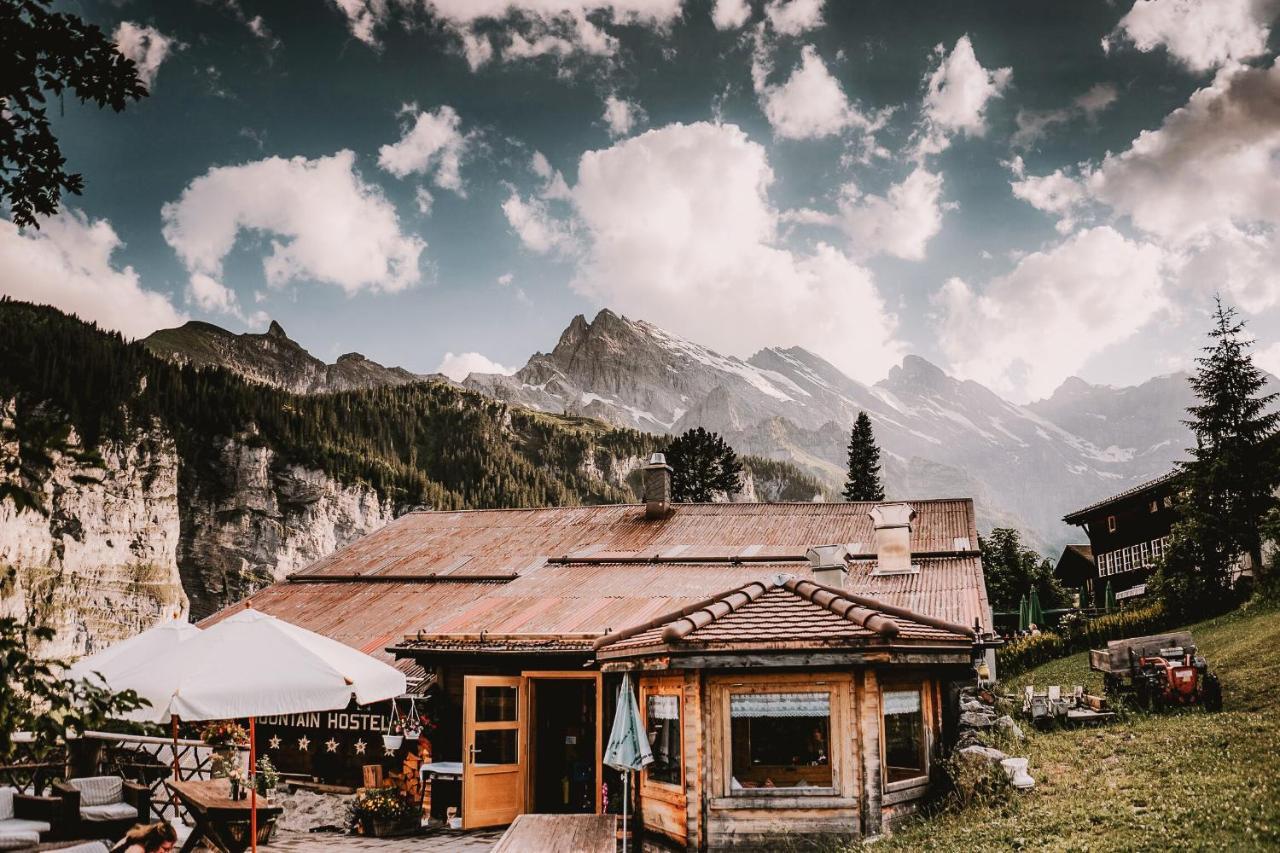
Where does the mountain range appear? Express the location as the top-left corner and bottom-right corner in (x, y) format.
(144, 309), (1240, 554)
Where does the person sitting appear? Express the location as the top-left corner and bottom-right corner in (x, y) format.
(110, 820), (177, 853)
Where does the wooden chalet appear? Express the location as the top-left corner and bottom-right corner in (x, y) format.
(205, 456), (995, 848)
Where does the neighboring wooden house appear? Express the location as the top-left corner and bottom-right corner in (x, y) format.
(204, 457), (995, 848)
(1061, 472), (1181, 604)
(1052, 544), (1094, 602)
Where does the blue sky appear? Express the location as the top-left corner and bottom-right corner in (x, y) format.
(5, 0), (1280, 402)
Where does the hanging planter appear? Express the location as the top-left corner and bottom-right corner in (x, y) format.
(383, 700), (405, 750)
(402, 696), (423, 740)
(382, 733), (404, 750)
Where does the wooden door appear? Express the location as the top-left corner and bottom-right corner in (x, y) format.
(463, 675), (525, 829)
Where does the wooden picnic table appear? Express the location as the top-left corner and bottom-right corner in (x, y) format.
(492, 814), (617, 853)
(165, 778), (283, 853)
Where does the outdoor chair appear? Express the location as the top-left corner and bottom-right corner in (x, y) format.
(0, 786), (62, 850)
(51, 777), (149, 842)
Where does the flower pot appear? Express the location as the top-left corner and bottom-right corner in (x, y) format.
(448, 816), (462, 830)
(1001, 757), (1035, 790)
(382, 734), (404, 750)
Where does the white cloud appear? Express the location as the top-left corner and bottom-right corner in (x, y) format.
(837, 167), (946, 260)
(753, 43), (885, 149)
(187, 273), (238, 313)
(564, 122), (902, 382)
(497, 272), (514, 286)
(602, 94), (645, 137)
(764, 0), (825, 36)
(415, 187), (435, 214)
(1011, 83), (1119, 149)
(712, 0), (751, 29)
(113, 22), (179, 89)
(436, 351), (514, 380)
(330, 0), (387, 47)
(161, 150), (425, 297)
(0, 210), (185, 339)
(1007, 159), (1089, 233)
(1076, 82), (1120, 118)
(377, 105), (471, 194)
(935, 227), (1168, 401)
(1110, 0), (1276, 73)
(1013, 60), (1280, 312)
(502, 190), (576, 254)
(918, 35), (1011, 155)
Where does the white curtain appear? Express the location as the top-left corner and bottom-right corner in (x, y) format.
(729, 692), (830, 718)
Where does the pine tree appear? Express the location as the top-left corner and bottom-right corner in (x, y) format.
(666, 427), (744, 502)
(842, 411), (885, 501)
(1156, 298), (1280, 617)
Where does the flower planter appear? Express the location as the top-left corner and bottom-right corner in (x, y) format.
(382, 734), (404, 750)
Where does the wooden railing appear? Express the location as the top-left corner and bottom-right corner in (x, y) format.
(0, 732), (61, 795)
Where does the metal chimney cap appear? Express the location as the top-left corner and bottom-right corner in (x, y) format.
(648, 452), (668, 466)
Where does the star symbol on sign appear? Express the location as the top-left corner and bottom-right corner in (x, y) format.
(268, 735), (281, 750)
(297, 736), (310, 752)
(384, 746), (396, 757)
(325, 738), (339, 753)
(354, 739), (367, 755)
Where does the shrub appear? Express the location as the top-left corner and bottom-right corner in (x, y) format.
(997, 602), (1171, 675)
(350, 786), (415, 822)
(997, 632), (1066, 675)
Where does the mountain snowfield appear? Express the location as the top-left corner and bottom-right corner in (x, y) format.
(465, 310), (1214, 553)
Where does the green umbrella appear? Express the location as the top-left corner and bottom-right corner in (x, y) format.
(1104, 580), (1116, 614)
(1028, 587), (1044, 630)
(1018, 594), (1029, 631)
(605, 674), (652, 851)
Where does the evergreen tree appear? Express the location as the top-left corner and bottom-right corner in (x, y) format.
(842, 411), (885, 501)
(978, 528), (1067, 612)
(666, 427), (744, 502)
(1155, 298), (1279, 618)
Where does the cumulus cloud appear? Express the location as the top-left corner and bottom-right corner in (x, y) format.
(1108, 0), (1277, 73)
(837, 167), (947, 260)
(753, 44), (875, 143)
(917, 35), (1011, 155)
(545, 122), (902, 382)
(113, 22), (179, 89)
(712, 0), (751, 29)
(436, 351), (514, 380)
(0, 210), (185, 338)
(602, 94), (645, 137)
(935, 227), (1168, 401)
(1011, 60), (1280, 312)
(378, 105), (471, 194)
(330, 0), (387, 46)
(764, 0), (825, 36)
(161, 150), (425, 300)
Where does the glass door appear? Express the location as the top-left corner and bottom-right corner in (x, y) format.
(462, 675), (525, 828)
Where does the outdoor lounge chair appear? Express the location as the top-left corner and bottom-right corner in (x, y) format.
(0, 786), (63, 850)
(51, 778), (149, 842)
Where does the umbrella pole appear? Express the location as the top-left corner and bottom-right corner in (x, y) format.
(171, 715), (180, 779)
(621, 771), (627, 853)
(250, 716), (258, 853)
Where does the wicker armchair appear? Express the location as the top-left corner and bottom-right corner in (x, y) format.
(0, 786), (64, 849)
(51, 778), (149, 842)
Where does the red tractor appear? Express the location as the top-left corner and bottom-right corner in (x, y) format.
(1090, 631), (1222, 711)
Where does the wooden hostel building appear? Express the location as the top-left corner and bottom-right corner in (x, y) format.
(204, 457), (995, 848)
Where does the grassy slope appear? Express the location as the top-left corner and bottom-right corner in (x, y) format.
(872, 600), (1280, 852)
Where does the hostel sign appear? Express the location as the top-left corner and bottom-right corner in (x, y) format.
(255, 699), (413, 787)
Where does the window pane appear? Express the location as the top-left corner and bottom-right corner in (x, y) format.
(883, 689), (925, 783)
(473, 729), (518, 765)
(646, 695), (682, 787)
(476, 686), (518, 722)
(729, 692), (831, 791)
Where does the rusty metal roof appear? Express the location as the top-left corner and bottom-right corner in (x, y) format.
(201, 499), (990, 660)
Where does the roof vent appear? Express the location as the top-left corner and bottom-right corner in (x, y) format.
(869, 502), (917, 575)
(643, 453), (673, 519)
(806, 544), (848, 588)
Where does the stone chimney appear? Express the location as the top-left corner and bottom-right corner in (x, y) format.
(806, 544), (849, 588)
(643, 453), (673, 519)
(869, 502), (917, 574)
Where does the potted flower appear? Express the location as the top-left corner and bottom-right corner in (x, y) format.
(226, 765), (246, 801)
(255, 756), (279, 796)
(350, 786), (416, 837)
(382, 720), (404, 751)
(202, 721), (249, 778)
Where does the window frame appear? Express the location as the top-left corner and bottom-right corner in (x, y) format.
(709, 673), (850, 802)
(640, 681), (685, 796)
(880, 682), (932, 792)
(1107, 515), (1117, 533)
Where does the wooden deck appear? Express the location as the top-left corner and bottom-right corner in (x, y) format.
(492, 814), (617, 853)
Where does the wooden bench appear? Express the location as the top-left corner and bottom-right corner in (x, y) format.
(492, 814), (617, 853)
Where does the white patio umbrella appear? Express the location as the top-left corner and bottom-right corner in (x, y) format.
(68, 617), (202, 777)
(110, 607), (407, 851)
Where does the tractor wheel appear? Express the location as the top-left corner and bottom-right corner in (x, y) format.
(1202, 674), (1223, 711)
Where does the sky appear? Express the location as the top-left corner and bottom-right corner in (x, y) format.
(4, 0), (1280, 403)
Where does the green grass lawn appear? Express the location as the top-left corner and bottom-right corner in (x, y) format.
(870, 599), (1280, 852)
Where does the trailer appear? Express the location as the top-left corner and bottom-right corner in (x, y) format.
(1090, 631), (1222, 711)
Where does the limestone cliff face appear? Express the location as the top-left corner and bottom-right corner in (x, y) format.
(0, 403), (397, 655)
(177, 438), (396, 618)
(0, 402), (186, 659)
